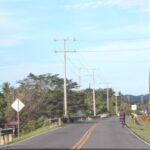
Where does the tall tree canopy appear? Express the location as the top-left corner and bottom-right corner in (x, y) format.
(0, 73), (130, 133)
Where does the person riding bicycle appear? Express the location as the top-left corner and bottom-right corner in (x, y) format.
(119, 109), (126, 127)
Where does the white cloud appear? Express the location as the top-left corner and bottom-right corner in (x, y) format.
(79, 25), (98, 32)
(0, 63), (63, 85)
(143, 5), (150, 12)
(0, 11), (23, 46)
(0, 11), (16, 16)
(0, 0), (32, 2)
(0, 38), (20, 46)
(63, 0), (150, 12)
(0, 10), (51, 45)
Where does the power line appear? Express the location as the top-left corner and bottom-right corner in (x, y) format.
(74, 37), (150, 42)
(75, 52), (89, 69)
(67, 49), (93, 90)
(75, 48), (150, 53)
(67, 56), (81, 86)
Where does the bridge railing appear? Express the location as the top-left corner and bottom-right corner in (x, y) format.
(0, 128), (13, 145)
(48, 116), (88, 128)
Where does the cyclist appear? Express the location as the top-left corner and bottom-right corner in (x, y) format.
(119, 109), (126, 127)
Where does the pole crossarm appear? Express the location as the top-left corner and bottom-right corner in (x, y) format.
(99, 82), (111, 85)
(55, 50), (76, 53)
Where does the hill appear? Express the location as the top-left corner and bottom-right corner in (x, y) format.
(124, 94), (148, 104)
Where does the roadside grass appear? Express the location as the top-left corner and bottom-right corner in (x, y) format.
(7, 125), (58, 145)
(126, 119), (150, 143)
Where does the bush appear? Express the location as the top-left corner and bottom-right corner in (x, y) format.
(35, 116), (45, 128)
(42, 119), (49, 127)
(21, 116), (50, 134)
(141, 115), (150, 120)
(36, 116), (49, 128)
(22, 120), (37, 133)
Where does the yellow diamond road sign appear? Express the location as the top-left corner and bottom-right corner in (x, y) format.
(11, 98), (25, 112)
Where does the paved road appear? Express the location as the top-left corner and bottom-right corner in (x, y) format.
(2, 117), (150, 149)
(83, 117), (150, 149)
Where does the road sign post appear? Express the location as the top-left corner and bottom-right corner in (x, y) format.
(11, 99), (25, 138)
(131, 105), (137, 126)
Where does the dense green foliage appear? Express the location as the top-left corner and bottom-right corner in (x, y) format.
(0, 92), (7, 127)
(0, 73), (130, 133)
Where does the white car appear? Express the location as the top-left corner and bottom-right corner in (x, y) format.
(100, 113), (109, 118)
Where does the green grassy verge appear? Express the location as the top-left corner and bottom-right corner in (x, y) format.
(7, 125), (58, 145)
(126, 119), (150, 143)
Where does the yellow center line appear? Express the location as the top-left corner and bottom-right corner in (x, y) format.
(71, 130), (90, 150)
(76, 124), (97, 150)
(71, 123), (98, 150)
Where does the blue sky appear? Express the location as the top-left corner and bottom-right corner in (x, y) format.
(0, 0), (150, 95)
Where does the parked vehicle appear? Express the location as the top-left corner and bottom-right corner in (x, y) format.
(100, 113), (110, 118)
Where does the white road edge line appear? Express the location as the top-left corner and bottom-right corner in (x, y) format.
(126, 126), (150, 147)
(1, 127), (61, 148)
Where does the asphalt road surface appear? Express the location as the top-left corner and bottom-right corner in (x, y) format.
(1, 117), (150, 149)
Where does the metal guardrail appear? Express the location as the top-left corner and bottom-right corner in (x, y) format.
(0, 128), (13, 136)
(0, 128), (13, 145)
(49, 118), (62, 128)
(48, 115), (109, 129)
(61, 116), (86, 123)
(49, 116), (87, 127)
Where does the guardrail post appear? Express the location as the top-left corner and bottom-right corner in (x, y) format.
(8, 134), (12, 142)
(0, 128), (13, 145)
(0, 136), (4, 145)
(58, 118), (62, 126)
(4, 135), (8, 144)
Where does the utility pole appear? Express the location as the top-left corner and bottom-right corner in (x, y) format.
(100, 82), (111, 112)
(88, 82), (92, 115)
(78, 68), (82, 91)
(115, 92), (118, 115)
(107, 86), (109, 112)
(141, 95), (144, 113)
(80, 68), (96, 116)
(127, 95), (130, 104)
(54, 38), (75, 117)
(92, 70), (96, 116)
(86, 69), (96, 116)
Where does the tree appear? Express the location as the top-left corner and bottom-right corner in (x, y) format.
(0, 92), (7, 127)
(2, 82), (16, 123)
(0, 73), (131, 133)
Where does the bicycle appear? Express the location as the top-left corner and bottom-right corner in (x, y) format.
(120, 118), (125, 127)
